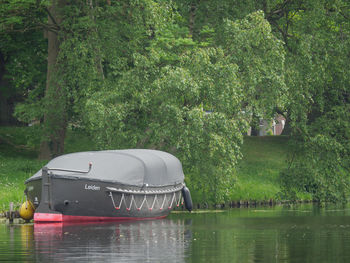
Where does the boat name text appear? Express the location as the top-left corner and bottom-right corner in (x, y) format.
(84, 184), (101, 191)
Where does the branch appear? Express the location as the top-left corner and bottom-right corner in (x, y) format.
(340, 11), (349, 20)
(270, 20), (293, 52)
(45, 7), (60, 31)
(3, 25), (44, 33)
(266, 0), (291, 20)
(38, 22), (60, 34)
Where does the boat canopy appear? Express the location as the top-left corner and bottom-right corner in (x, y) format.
(26, 149), (185, 187)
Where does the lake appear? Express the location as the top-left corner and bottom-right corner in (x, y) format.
(1, 204), (350, 262)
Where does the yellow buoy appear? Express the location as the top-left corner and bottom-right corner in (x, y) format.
(19, 200), (35, 220)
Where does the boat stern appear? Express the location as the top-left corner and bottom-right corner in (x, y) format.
(32, 166), (64, 223)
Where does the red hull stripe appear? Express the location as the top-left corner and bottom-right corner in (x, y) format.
(34, 212), (63, 222)
(34, 212), (167, 223)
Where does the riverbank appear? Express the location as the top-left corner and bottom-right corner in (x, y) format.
(233, 136), (311, 203)
(0, 126), (308, 212)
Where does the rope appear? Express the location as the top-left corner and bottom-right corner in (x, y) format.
(137, 195), (147, 211)
(168, 192), (176, 209)
(109, 192), (117, 209)
(150, 194), (157, 210)
(109, 191), (182, 212)
(109, 192), (127, 210)
(176, 192), (182, 207)
(127, 195), (136, 211)
(160, 193), (167, 210)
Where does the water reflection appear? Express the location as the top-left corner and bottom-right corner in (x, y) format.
(0, 219), (192, 262)
(180, 206), (350, 263)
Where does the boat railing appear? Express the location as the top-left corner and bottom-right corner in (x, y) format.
(47, 163), (92, 174)
(106, 185), (184, 195)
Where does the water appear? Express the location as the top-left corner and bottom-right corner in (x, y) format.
(1, 204), (350, 262)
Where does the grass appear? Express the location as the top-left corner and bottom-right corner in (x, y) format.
(232, 136), (288, 201)
(233, 136), (312, 202)
(0, 127), (45, 212)
(0, 126), (96, 212)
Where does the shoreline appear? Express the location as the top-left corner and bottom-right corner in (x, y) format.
(1, 200), (320, 224)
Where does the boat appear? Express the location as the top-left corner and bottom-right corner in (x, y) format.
(24, 149), (192, 223)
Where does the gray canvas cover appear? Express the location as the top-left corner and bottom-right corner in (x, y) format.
(26, 149), (185, 187)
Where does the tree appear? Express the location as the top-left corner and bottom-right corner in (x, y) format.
(38, 0), (67, 159)
(0, 0), (68, 158)
(273, 0), (350, 202)
(84, 11), (286, 203)
(38, 0), (180, 159)
(174, 0), (350, 202)
(0, 1), (47, 126)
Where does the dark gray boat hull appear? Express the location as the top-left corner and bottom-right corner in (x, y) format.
(26, 176), (183, 222)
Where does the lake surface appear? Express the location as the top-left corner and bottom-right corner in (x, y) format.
(1, 204), (350, 262)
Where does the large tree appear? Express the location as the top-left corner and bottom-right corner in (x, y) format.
(0, 0), (67, 158)
(2, 0), (165, 159)
(40, 0), (181, 159)
(174, 0), (350, 202)
(263, 0), (350, 202)
(84, 11), (286, 203)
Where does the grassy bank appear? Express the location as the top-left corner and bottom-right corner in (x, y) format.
(231, 136), (287, 201)
(0, 126), (97, 212)
(0, 126), (308, 211)
(232, 136), (311, 202)
(0, 127), (44, 211)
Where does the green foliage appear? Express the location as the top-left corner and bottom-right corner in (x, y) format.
(276, 0), (350, 202)
(86, 47), (245, 203)
(174, 0), (259, 40)
(0, 126), (41, 152)
(217, 11), (286, 118)
(84, 10), (286, 203)
(0, 0), (47, 122)
(280, 106), (350, 202)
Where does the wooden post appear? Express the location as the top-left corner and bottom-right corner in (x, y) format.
(9, 202), (13, 223)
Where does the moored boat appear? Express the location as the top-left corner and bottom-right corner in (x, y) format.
(24, 149), (192, 223)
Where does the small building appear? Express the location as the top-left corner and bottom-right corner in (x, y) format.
(248, 115), (286, 136)
(273, 115), (286, 135)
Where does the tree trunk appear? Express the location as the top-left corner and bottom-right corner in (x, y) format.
(0, 51), (9, 125)
(87, 0), (105, 80)
(250, 114), (260, 136)
(189, 2), (197, 37)
(0, 91), (9, 125)
(39, 0), (67, 160)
